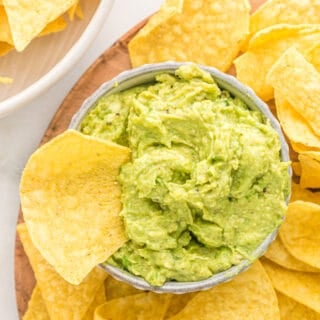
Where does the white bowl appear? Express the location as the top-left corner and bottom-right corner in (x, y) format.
(0, 0), (115, 118)
(70, 62), (291, 294)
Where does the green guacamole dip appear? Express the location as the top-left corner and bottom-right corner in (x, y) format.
(80, 65), (290, 286)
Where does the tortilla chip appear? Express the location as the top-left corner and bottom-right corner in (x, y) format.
(280, 201), (320, 269)
(0, 41), (13, 57)
(169, 261), (280, 320)
(104, 276), (140, 301)
(83, 284), (107, 320)
(94, 292), (172, 320)
(274, 92), (320, 151)
(3, 0), (77, 51)
(23, 282), (106, 320)
(40, 16), (67, 36)
(20, 130), (130, 285)
(0, 5), (13, 44)
(291, 162), (301, 177)
(291, 141), (320, 153)
(277, 291), (320, 320)
(129, 0), (250, 72)
(164, 292), (198, 318)
(299, 152), (320, 189)
(17, 223), (108, 320)
(244, 0), (320, 50)
(307, 42), (320, 72)
(291, 182), (320, 204)
(68, 1), (84, 21)
(23, 286), (50, 320)
(264, 236), (320, 273)
(261, 258), (320, 313)
(235, 24), (320, 101)
(267, 46), (320, 133)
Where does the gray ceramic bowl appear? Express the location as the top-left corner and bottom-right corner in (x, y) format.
(69, 62), (291, 294)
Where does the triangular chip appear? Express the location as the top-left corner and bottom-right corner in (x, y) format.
(164, 292), (198, 318)
(23, 285), (50, 320)
(23, 283), (106, 320)
(307, 42), (320, 72)
(20, 129), (130, 285)
(39, 16), (67, 37)
(3, 0), (77, 51)
(277, 291), (320, 320)
(261, 258), (320, 313)
(290, 182), (320, 205)
(94, 292), (172, 320)
(235, 25), (320, 101)
(274, 92), (320, 152)
(0, 5), (13, 44)
(18, 223), (108, 320)
(243, 0), (320, 50)
(267, 46), (320, 132)
(264, 236), (320, 273)
(68, 1), (84, 21)
(169, 261), (280, 320)
(280, 201), (320, 269)
(104, 276), (140, 301)
(299, 152), (320, 189)
(129, 0), (250, 71)
(82, 284), (107, 320)
(291, 163), (301, 177)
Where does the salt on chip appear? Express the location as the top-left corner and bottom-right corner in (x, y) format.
(3, 0), (77, 51)
(291, 182), (320, 205)
(277, 291), (320, 320)
(274, 92), (320, 151)
(129, 0), (250, 72)
(280, 201), (320, 269)
(20, 129), (130, 285)
(235, 24), (320, 101)
(169, 261), (280, 320)
(267, 46), (320, 132)
(244, 0), (320, 49)
(261, 258), (320, 313)
(94, 292), (172, 320)
(299, 152), (320, 189)
(23, 285), (50, 320)
(17, 223), (108, 320)
(264, 236), (320, 273)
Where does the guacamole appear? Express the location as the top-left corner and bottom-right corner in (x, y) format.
(80, 65), (290, 286)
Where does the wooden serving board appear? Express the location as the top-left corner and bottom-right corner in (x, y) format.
(15, 1), (267, 317)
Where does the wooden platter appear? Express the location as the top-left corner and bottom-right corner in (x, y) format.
(14, 1), (267, 317)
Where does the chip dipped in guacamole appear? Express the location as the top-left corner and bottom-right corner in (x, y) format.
(80, 64), (290, 286)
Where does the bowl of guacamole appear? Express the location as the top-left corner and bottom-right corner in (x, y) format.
(70, 62), (291, 293)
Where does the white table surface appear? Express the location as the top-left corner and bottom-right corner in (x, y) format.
(0, 1), (162, 318)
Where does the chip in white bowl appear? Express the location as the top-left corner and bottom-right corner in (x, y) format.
(0, 0), (114, 118)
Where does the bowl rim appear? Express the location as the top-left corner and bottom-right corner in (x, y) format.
(69, 61), (291, 294)
(0, 0), (115, 118)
